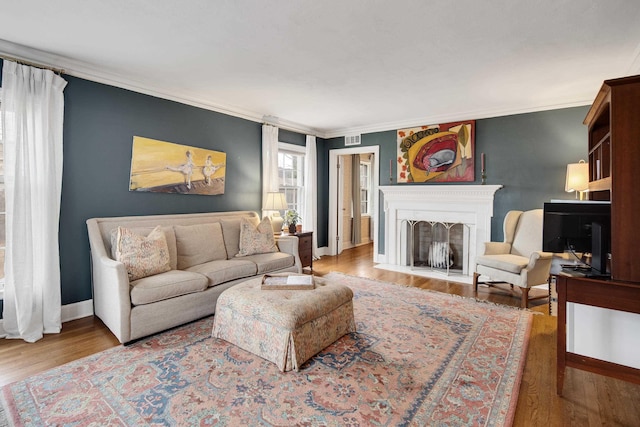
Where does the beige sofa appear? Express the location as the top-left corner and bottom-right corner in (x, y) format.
(86, 211), (301, 343)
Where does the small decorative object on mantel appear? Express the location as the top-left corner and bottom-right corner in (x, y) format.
(261, 273), (315, 290)
(285, 210), (301, 234)
(481, 152), (487, 185)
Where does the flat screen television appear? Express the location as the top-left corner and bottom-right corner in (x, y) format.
(542, 201), (611, 274)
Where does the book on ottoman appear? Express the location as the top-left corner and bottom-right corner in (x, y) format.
(261, 273), (315, 290)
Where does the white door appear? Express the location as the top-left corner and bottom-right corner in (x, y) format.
(328, 146), (380, 257)
(340, 155), (355, 252)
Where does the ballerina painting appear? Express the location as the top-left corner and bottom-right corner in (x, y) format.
(129, 136), (226, 195)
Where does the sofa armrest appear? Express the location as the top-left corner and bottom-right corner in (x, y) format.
(483, 242), (511, 255)
(87, 219), (133, 343)
(275, 235), (302, 273)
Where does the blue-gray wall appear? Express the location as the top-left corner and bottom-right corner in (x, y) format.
(0, 57), (590, 313)
(60, 75), (277, 304)
(321, 106), (590, 253)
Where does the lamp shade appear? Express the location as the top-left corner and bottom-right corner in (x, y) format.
(565, 160), (589, 192)
(263, 192), (288, 211)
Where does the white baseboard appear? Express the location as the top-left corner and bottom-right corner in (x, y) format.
(374, 253), (387, 264)
(61, 299), (94, 323)
(316, 246), (330, 257)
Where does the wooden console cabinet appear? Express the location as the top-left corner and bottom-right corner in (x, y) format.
(556, 75), (640, 394)
(556, 274), (640, 395)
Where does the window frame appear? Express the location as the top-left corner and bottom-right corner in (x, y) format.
(360, 159), (372, 216)
(277, 142), (305, 216)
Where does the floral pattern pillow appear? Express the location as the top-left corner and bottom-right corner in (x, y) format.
(236, 217), (279, 257)
(114, 226), (171, 281)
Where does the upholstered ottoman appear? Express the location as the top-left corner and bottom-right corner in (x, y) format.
(212, 275), (356, 372)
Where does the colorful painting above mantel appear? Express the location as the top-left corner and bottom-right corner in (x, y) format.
(397, 120), (475, 183)
(129, 136), (226, 195)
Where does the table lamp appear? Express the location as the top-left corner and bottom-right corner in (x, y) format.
(263, 192), (288, 234)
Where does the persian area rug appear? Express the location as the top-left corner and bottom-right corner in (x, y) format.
(0, 272), (532, 426)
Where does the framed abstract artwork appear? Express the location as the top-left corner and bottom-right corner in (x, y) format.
(396, 120), (475, 183)
(129, 136), (226, 195)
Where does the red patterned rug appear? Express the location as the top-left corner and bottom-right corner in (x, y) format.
(1, 272), (532, 426)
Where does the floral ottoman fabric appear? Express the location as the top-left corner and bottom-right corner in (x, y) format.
(212, 276), (356, 371)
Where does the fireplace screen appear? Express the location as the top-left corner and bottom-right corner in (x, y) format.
(407, 221), (467, 275)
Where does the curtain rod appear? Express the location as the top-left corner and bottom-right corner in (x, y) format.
(0, 54), (65, 75)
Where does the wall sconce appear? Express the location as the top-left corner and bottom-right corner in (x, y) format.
(565, 160), (589, 200)
(262, 192), (288, 235)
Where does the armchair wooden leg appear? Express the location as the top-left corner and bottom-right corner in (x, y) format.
(473, 272), (480, 295)
(521, 287), (529, 309)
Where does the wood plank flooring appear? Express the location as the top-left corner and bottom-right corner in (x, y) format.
(1, 243), (639, 425)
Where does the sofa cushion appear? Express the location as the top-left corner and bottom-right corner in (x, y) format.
(113, 226), (172, 281)
(220, 216), (259, 259)
(236, 217), (278, 257)
(475, 254), (529, 274)
(185, 259), (257, 287)
(174, 223), (228, 269)
(238, 252), (295, 274)
(130, 270), (208, 305)
(111, 225), (178, 270)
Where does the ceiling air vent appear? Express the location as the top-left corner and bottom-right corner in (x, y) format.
(345, 134), (361, 146)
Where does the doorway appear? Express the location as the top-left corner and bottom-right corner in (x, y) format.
(328, 146), (379, 256)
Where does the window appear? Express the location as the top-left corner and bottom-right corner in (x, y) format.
(278, 143), (305, 214)
(360, 160), (371, 215)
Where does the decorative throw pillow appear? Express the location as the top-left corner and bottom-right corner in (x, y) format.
(236, 217), (279, 257)
(114, 226), (171, 281)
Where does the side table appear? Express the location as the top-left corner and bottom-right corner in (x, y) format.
(294, 231), (313, 270)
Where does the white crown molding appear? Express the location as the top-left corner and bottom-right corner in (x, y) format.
(0, 39), (323, 138)
(322, 100), (593, 139)
(0, 39), (594, 140)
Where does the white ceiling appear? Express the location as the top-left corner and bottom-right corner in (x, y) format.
(1, 1), (640, 138)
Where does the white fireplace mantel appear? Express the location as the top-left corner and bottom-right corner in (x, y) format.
(378, 185), (502, 283)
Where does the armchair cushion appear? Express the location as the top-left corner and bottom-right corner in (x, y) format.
(475, 254), (529, 274)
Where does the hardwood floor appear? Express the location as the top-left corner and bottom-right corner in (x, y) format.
(1, 243), (639, 425)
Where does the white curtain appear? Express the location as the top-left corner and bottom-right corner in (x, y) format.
(302, 135), (319, 258)
(261, 124), (279, 217)
(1, 61), (67, 342)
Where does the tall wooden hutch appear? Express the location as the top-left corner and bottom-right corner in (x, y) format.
(584, 75), (640, 282)
(557, 75), (640, 394)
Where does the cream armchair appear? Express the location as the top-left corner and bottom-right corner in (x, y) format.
(473, 209), (553, 308)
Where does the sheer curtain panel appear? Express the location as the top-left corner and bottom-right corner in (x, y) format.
(1, 61), (67, 342)
(261, 124), (279, 217)
(303, 135), (319, 258)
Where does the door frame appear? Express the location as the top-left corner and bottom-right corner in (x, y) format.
(328, 145), (379, 256)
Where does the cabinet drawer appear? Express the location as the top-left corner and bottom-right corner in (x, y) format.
(295, 231), (313, 269)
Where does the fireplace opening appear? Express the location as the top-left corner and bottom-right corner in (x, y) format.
(406, 221), (467, 274)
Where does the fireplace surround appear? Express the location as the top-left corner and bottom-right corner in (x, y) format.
(377, 185), (502, 283)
